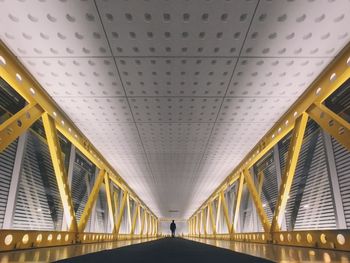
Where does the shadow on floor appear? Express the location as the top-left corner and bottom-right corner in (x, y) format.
(55, 237), (274, 263)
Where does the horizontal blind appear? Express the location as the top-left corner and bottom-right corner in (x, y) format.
(13, 131), (64, 230)
(284, 121), (336, 230)
(331, 137), (350, 228)
(0, 139), (18, 228)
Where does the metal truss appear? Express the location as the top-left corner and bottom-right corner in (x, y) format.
(188, 43), (350, 251)
(0, 41), (159, 251)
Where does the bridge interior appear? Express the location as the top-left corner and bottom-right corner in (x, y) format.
(0, 0), (350, 262)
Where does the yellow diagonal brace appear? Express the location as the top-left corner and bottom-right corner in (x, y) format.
(78, 169), (105, 232)
(220, 191), (232, 234)
(209, 202), (216, 235)
(42, 113), (77, 232)
(203, 208), (207, 235)
(243, 169), (270, 232)
(131, 203), (140, 234)
(308, 103), (350, 151)
(200, 210), (203, 234)
(137, 206), (142, 234)
(148, 213), (152, 235)
(257, 171), (264, 196)
(233, 174), (244, 232)
(104, 173), (115, 232)
(197, 214), (201, 234)
(271, 113), (308, 231)
(215, 196), (222, 232)
(126, 196), (132, 233)
(115, 191), (128, 234)
(0, 103), (43, 152)
(113, 191), (119, 225)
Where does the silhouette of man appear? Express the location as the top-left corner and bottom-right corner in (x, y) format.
(170, 220), (176, 237)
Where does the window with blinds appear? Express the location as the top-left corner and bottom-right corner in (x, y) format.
(0, 139), (18, 229)
(253, 150), (278, 225)
(0, 77), (25, 229)
(12, 123), (64, 230)
(71, 149), (97, 231)
(326, 78), (350, 228)
(0, 77), (25, 125)
(239, 185), (254, 233)
(225, 183), (236, 226)
(92, 184), (109, 233)
(112, 183), (121, 226)
(281, 120), (336, 230)
(204, 206), (212, 234)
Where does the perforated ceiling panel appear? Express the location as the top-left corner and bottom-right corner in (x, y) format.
(1, 0), (350, 219)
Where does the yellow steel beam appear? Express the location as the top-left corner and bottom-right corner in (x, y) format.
(203, 208), (207, 236)
(148, 213), (152, 235)
(233, 174), (244, 232)
(113, 191), (119, 224)
(42, 113), (77, 232)
(200, 210), (203, 235)
(0, 41), (157, 220)
(78, 169), (105, 232)
(189, 43), (350, 220)
(220, 191), (232, 234)
(115, 191), (128, 234)
(308, 103), (350, 151)
(271, 113), (308, 231)
(131, 203), (140, 235)
(197, 213), (202, 235)
(0, 103), (43, 152)
(126, 195), (132, 233)
(215, 196), (222, 232)
(137, 206), (142, 235)
(243, 169), (270, 232)
(257, 171), (264, 196)
(104, 174), (115, 232)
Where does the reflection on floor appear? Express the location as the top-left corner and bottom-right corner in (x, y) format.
(0, 238), (158, 263)
(187, 237), (350, 263)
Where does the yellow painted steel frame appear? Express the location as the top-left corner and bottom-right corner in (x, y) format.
(42, 113), (78, 232)
(271, 113), (308, 232)
(0, 103), (43, 152)
(188, 42), (350, 251)
(0, 41), (158, 251)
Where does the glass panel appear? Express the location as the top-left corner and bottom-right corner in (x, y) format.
(71, 149), (96, 230)
(253, 150), (278, 224)
(92, 184), (109, 233)
(0, 77), (25, 227)
(0, 139), (18, 228)
(205, 206), (212, 234)
(119, 194), (129, 234)
(324, 77), (350, 123)
(331, 133), (350, 228)
(12, 121), (64, 230)
(0, 77), (26, 125)
(238, 185), (254, 233)
(283, 120), (336, 230)
(225, 184), (236, 226)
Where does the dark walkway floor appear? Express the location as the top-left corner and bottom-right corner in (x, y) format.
(56, 238), (274, 263)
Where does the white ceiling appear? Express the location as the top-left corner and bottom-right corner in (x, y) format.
(1, 0), (350, 219)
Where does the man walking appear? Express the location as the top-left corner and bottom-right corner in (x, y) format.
(170, 220), (176, 237)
